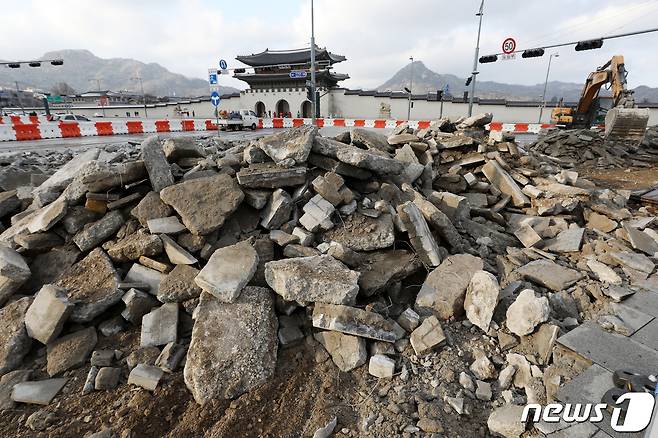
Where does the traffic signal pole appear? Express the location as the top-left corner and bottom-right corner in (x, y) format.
(468, 0), (485, 117)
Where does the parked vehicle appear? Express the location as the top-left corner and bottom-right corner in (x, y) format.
(217, 109), (259, 131)
(53, 114), (92, 122)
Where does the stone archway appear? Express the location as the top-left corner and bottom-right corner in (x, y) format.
(275, 99), (290, 116)
(255, 101), (266, 117)
(301, 100), (313, 118)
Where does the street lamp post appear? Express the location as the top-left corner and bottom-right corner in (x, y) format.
(407, 56), (414, 120)
(132, 76), (148, 118)
(539, 53), (559, 123)
(310, 0), (317, 124)
(468, 0), (485, 117)
(14, 81), (25, 115)
(90, 78), (106, 117)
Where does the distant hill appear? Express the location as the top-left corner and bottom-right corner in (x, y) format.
(0, 49), (238, 98)
(377, 61), (658, 102)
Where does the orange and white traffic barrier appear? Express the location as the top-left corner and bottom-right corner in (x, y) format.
(0, 117), (560, 142)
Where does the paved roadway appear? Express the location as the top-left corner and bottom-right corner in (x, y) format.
(0, 127), (536, 154)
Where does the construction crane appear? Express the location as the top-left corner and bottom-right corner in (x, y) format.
(551, 55), (649, 143)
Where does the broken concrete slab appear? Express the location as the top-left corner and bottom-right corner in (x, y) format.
(11, 378), (68, 406)
(322, 213), (395, 251)
(141, 303), (178, 347)
(624, 223), (658, 256)
(131, 191), (173, 227)
(506, 289), (550, 336)
(299, 194), (335, 233)
(0, 245), (30, 283)
(121, 288), (158, 324)
(128, 364), (163, 391)
(0, 369), (31, 410)
(410, 316), (446, 355)
(46, 327), (97, 376)
(147, 216), (186, 234)
(314, 331), (367, 372)
(55, 248), (121, 323)
(236, 163), (307, 189)
(352, 128), (392, 152)
(27, 198), (68, 234)
(482, 160), (529, 207)
(0, 190), (20, 219)
(258, 124), (316, 165)
(141, 135), (175, 192)
(415, 254), (484, 319)
(184, 288), (278, 403)
(32, 148), (100, 201)
(587, 259), (622, 285)
(73, 210), (124, 252)
(487, 404), (527, 438)
(609, 251), (655, 274)
(157, 265), (202, 303)
(541, 227), (584, 253)
(0, 297), (32, 375)
(357, 249), (422, 296)
(260, 189), (292, 230)
(368, 354), (395, 378)
(162, 136), (206, 161)
(515, 260), (584, 292)
(25, 285), (73, 345)
(265, 255), (359, 306)
(107, 231), (163, 263)
(396, 201), (442, 267)
(160, 174), (244, 236)
(312, 136), (404, 175)
(312, 303), (405, 342)
(586, 212), (618, 233)
(123, 263), (165, 296)
(160, 234), (197, 265)
(195, 240), (258, 302)
(464, 271), (500, 332)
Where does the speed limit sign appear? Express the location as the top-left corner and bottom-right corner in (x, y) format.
(502, 38), (516, 54)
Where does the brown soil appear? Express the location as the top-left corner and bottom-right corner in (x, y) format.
(578, 167), (658, 191)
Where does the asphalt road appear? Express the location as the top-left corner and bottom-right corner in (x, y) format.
(0, 127), (537, 154)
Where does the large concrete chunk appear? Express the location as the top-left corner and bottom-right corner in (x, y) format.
(141, 135), (174, 192)
(27, 198), (68, 233)
(357, 250), (422, 296)
(128, 364), (163, 391)
(124, 263), (165, 296)
(0, 369), (31, 409)
(609, 251), (655, 274)
(121, 288), (158, 324)
(314, 331), (367, 372)
(397, 201), (442, 267)
(312, 303), (406, 342)
(487, 405), (527, 438)
(160, 174), (244, 236)
(157, 265), (202, 303)
(260, 189), (292, 230)
(46, 327), (97, 376)
(11, 378), (68, 405)
(236, 163), (307, 189)
(312, 136), (405, 175)
(73, 210), (124, 252)
(515, 260), (584, 292)
(107, 231), (163, 262)
(184, 288), (278, 404)
(160, 234), (197, 265)
(25, 285), (73, 345)
(410, 315), (446, 355)
(131, 191), (173, 227)
(32, 148), (100, 200)
(195, 241), (258, 302)
(265, 255), (359, 305)
(299, 194), (335, 232)
(506, 289), (550, 336)
(323, 213), (395, 251)
(482, 160), (529, 207)
(55, 248), (121, 323)
(0, 190), (20, 219)
(0, 297), (32, 375)
(352, 128), (391, 152)
(464, 271), (500, 332)
(258, 124), (316, 165)
(141, 303), (178, 347)
(162, 136), (206, 161)
(415, 254), (484, 319)
(0, 245), (30, 283)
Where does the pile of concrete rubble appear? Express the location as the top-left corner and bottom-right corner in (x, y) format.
(525, 125), (658, 169)
(0, 113), (656, 437)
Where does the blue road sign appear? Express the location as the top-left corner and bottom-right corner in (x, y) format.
(210, 91), (221, 106)
(444, 84), (450, 95)
(219, 59), (228, 70)
(209, 73), (218, 85)
(289, 70), (307, 79)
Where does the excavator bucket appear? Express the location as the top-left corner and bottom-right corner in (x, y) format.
(604, 108), (649, 144)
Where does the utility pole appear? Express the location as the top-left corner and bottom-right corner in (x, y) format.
(310, 0), (317, 124)
(468, 0), (485, 117)
(90, 78), (106, 117)
(14, 81), (25, 115)
(539, 53), (559, 123)
(132, 75), (148, 118)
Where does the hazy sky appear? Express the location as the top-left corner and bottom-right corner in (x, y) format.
(2, 0), (658, 90)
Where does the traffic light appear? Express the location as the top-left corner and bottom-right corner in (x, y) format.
(50, 59), (64, 66)
(522, 48), (545, 58)
(436, 90), (443, 101)
(28, 62), (41, 67)
(465, 76), (472, 87)
(7, 63), (20, 68)
(575, 39), (604, 51)
(233, 68), (246, 73)
(479, 55), (498, 63)
(306, 85), (314, 101)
